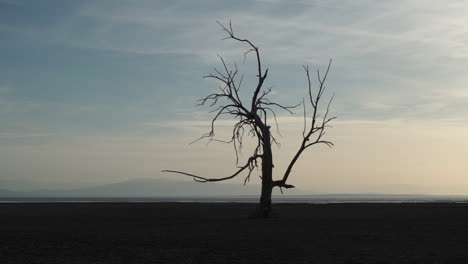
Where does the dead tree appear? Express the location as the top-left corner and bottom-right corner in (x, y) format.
(163, 22), (335, 217)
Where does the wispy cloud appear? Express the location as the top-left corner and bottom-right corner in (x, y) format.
(40, 0), (466, 122)
(5, 1), (468, 68)
(4, 1), (466, 119)
(50, 0), (467, 63)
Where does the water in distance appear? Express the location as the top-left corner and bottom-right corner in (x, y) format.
(2, 194), (468, 203)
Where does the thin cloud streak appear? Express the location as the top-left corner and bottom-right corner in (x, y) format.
(59, 1), (468, 62)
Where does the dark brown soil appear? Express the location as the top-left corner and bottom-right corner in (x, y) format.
(1, 202), (468, 263)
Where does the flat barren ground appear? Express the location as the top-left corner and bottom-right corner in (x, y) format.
(1, 203), (468, 263)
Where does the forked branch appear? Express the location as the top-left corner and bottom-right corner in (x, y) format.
(274, 59), (335, 188)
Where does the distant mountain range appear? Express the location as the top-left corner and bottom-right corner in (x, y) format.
(0, 178), (269, 198)
(3, 178), (468, 199)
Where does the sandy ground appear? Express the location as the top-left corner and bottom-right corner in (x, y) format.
(1, 202), (468, 263)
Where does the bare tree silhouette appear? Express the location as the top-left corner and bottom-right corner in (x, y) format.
(163, 21), (335, 217)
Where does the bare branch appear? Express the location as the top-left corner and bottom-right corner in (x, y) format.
(258, 99), (301, 115)
(279, 60), (335, 187)
(217, 21), (262, 74)
(263, 107), (281, 137)
(302, 98), (306, 138)
(162, 155), (260, 183)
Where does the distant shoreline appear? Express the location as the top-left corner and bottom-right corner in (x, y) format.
(2, 194), (468, 203)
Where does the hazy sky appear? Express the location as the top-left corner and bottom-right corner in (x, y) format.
(1, 0), (468, 194)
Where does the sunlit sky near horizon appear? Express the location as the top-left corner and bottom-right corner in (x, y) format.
(1, 0), (468, 195)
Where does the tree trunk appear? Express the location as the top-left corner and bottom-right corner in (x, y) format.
(258, 127), (274, 217)
(259, 175), (273, 217)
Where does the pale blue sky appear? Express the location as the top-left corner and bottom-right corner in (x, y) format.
(1, 0), (468, 194)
